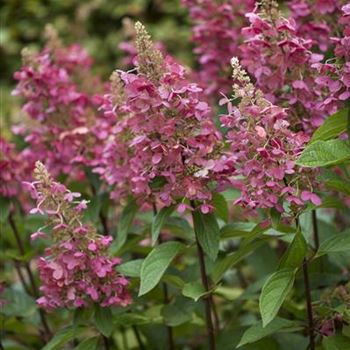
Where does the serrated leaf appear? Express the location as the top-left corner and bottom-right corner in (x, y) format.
(212, 193), (229, 222)
(42, 326), (85, 350)
(311, 108), (349, 143)
(297, 139), (350, 167)
(279, 230), (307, 269)
(192, 211), (220, 260)
(237, 317), (302, 347)
(114, 199), (138, 251)
(270, 208), (281, 229)
(116, 259), (143, 277)
(139, 241), (183, 296)
(73, 337), (99, 350)
(94, 305), (113, 337)
(316, 229), (350, 257)
(151, 205), (175, 245)
(259, 268), (296, 327)
(212, 240), (264, 283)
(182, 281), (207, 301)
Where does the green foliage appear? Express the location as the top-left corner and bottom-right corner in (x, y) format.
(310, 108), (349, 143)
(151, 205), (175, 245)
(259, 268), (296, 327)
(297, 139), (350, 167)
(192, 211), (220, 260)
(94, 305), (113, 337)
(139, 241), (183, 296)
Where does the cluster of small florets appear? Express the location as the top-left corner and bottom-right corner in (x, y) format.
(312, 4), (350, 112)
(96, 23), (232, 212)
(181, 0), (255, 95)
(24, 161), (131, 311)
(239, 0), (331, 133)
(220, 58), (320, 212)
(0, 138), (30, 198)
(12, 25), (104, 178)
(288, 0), (347, 52)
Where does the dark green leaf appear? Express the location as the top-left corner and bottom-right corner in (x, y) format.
(182, 281), (207, 301)
(237, 317), (302, 347)
(94, 305), (113, 337)
(114, 199), (138, 251)
(311, 108), (349, 143)
(279, 230), (307, 269)
(151, 205), (175, 245)
(139, 241), (183, 296)
(116, 259), (143, 277)
(316, 229), (350, 257)
(192, 211), (220, 261)
(42, 326), (85, 350)
(73, 337), (99, 350)
(220, 222), (256, 239)
(212, 193), (229, 222)
(212, 241), (264, 283)
(259, 268), (296, 327)
(296, 139), (350, 167)
(0, 197), (10, 223)
(323, 335), (350, 350)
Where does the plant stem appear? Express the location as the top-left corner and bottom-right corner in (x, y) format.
(302, 259), (315, 350)
(132, 326), (145, 350)
(152, 202), (175, 350)
(311, 210), (319, 251)
(102, 335), (110, 350)
(8, 212), (52, 340)
(190, 201), (216, 350)
(296, 217), (315, 350)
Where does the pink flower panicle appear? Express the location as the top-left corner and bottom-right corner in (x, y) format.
(0, 138), (30, 198)
(26, 161), (131, 311)
(96, 22), (232, 212)
(182, 0), (255, 96)
(12, 25), (104, 178)
(220, 58), (320, 212)
(288, 0), (347, 52)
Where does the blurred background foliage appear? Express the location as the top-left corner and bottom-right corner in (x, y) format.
(1, 0), (193, 127)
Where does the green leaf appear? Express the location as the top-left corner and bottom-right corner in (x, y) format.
(270, 208), (281, 229)
(259, 268), (296, 327)
(296, 139), (350, 168)
(114, 313), (150, 326)
(182, 281), (207, 301)
(73, 337), (99, 350)
(220, 222), (256, 239)
(212, 193), (229, 222)
(94, 305), (113, 337)
(114, 199), (138, 251)
(192, 211), (220, 261)
(311, 108), (349, 143)
(151, 205), (175, 245)
(116, 259), (143, 277)
(237, 317), (302, 347)
(161, 298), (194, 326)
(139, 241), (183, 296)
(279, 230), (307, 269)
(316, 229), (350, 257)
(0, 197), (10, 222)
(212, 240), (264, 283)
(323, 335), (350, 350)
(42, 326), (85, 350)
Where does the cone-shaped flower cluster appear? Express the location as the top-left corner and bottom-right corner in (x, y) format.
(96, 22), (232, 211)
(13, 25), (104, 178)
(239, 0), (330, 133)
(288, 0), (347, 52)
(24, 162), (131, 311)
(220, 58), (320, 212)
(0, 138), (30, 198)
(182, 0), (255, 95)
